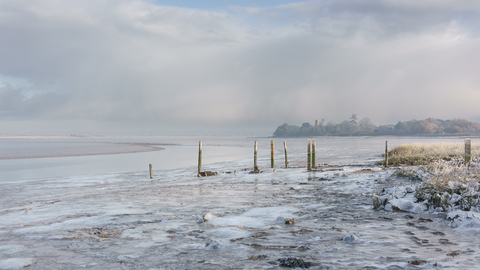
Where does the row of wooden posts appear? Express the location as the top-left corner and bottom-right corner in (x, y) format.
(197, 139), (317, 176)
(148, 138), (474, 179)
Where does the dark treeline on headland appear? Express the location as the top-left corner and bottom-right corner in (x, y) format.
(273, 115), (480, 137)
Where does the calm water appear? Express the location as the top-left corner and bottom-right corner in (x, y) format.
(0, 136), (471, 182)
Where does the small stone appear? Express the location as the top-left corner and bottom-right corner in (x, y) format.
(342, 234), (360, 243)
(298, 245), (310, 251)
(197, 212), (213, 223)
(284, 218), (295, 224)
(247, 255), (267, 260)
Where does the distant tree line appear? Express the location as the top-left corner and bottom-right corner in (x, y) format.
(273, 115), (480, 137)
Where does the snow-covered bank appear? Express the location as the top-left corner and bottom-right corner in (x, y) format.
(373, 159), (480, 238)
(1, 156), (480, 269)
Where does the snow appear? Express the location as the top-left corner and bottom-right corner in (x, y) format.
(388, 198), (425, 213)
(0, 258), (34, 269)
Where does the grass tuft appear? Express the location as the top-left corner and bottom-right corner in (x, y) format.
(379, 142), (480, 166)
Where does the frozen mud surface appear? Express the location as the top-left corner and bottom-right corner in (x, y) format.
(1, 156), (480, 269)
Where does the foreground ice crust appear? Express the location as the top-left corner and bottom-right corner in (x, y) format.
(0, 154), (479, 269)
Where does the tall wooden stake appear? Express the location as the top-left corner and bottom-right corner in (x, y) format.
(465, 138), (471, 165)
(385, 141), (389, 167)
(284, 141), (288, 168)
(307, 139), (312, 171)
(198, 141), (202, 176)
(149, 164), (153, 179)
(271, 140), (275, 168)
(254, 141), (258, 171)
(312, 139), (316, 169)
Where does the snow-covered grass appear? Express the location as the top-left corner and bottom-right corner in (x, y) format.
(375, 143), (480, 234)
(416, 160), (480, 212)
(382, 142), (480, 166)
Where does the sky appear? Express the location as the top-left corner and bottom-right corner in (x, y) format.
(1, 0), (480, 135)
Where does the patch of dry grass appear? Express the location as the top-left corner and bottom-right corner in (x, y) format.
(379, 142), (480, 166)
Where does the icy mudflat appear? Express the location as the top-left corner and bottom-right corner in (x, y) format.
(1, 158), (480, 269)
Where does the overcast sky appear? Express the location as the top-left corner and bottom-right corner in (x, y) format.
(1, 0), (480, 134)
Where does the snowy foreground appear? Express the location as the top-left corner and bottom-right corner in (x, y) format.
(1, 157), (480, 269)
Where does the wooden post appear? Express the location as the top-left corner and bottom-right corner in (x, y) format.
(271, 140), (275, 168)
(465, 138), (471, 165)
(312, 139), (316, 169)
(284, 141), (288, 168)
(198, 141), (202, 176)
(385, 141), (389, 167)
(149, 164), (153, 179)
(307, 139), (312, 171)
(254, 141), (258, 171)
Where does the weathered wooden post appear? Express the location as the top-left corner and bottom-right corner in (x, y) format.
(284, 141), (288, 168)
(254, 141), (258, 172)
(271, 140), (275, 168)
(307, 139), (312, 171)
(149, 164), (153, 179)
(312, 139), (316, 169)
(465, 138), (471, 165)
(198, 141), (202, 176)
(385, 141), (389, 167)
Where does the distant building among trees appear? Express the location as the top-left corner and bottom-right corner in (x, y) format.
(273, 115), (480, 137)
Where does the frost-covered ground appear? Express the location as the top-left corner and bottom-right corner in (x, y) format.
(1, 155), (480, 269)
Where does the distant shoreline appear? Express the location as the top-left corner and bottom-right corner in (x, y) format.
(272, 134), (480, 139)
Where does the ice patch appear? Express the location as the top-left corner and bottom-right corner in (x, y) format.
(205, 240), (221, 250)
(134, 241), (156, 248)
(117, 254), (140, 262)
(447, 210), (480, 233)
(0, 245), (25, 255)
(0, 258), (34, 269)
(121, 228), (148, 240)
(242, 206), (298, 219)
(210, 227), (249, 239)
(389, 199), (424, 213)
(342, 234), (361, 243)
(209, 215), (265, 227)
(209, 206), (298, 228)
(13, 215), (115, 235)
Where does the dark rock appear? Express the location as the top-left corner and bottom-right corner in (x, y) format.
(408, 260), (427, 265)
(199, 171), (217, 177)
(277, 257), (311, 268)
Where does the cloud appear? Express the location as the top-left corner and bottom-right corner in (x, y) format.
(1, 0), (480, 133)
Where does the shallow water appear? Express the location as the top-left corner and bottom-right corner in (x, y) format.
(1, 136), (479, 269)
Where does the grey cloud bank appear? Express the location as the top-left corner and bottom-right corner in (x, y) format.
(1, 0), (480, 134)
